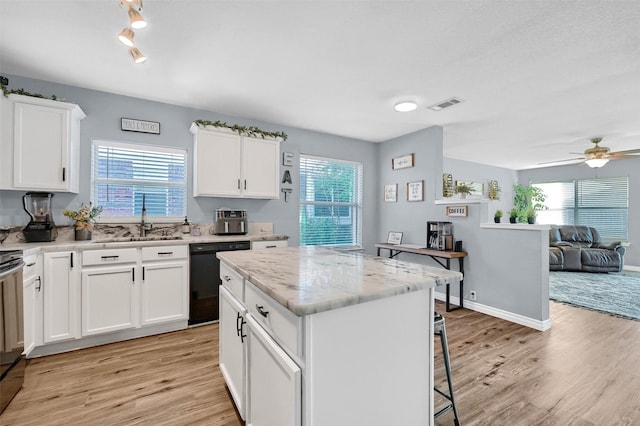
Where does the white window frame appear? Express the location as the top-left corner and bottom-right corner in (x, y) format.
(299, 154), (363, 247)
(91, 139), (187, 223)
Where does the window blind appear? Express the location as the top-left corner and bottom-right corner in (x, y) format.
(299, 155), (363, 247)
(534, 176), (628, 241)
(92, 140), (187, 221)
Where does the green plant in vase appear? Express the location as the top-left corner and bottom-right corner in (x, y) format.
(525, 206), (536, 224)
(494, 209), (503, 223)
(513, 183), (546, 223)
(454, 182), (473, 199)
(509, 208), (519, 223)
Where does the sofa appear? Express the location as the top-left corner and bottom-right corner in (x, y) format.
(548, 225), (625, 273)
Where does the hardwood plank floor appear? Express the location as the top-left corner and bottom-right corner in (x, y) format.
(2, 301), (639, 425)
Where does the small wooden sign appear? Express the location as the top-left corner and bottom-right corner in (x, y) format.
(121, 118), (161, 134)
(446, 205), (468, 217)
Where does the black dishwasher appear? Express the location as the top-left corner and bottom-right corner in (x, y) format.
(189, 241), (250, 325)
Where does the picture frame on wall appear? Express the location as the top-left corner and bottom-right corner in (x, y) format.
(392, 153), (414, 170)
(407, 180), (424, 202)
(455, 180), (484, 196)
(387, 231), (403, 245)
(384, 184), (398, 202)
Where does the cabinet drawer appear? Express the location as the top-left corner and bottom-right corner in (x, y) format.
(220, 261), (244, 301)
(23, 253), (40, 279)
(245, 281), (301, 357)
(251, 240), (288, 250)
(141, 245), (188, 261)
(83, 248), (138, 266)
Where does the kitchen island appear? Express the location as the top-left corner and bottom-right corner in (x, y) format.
(217, 246), (462, 426)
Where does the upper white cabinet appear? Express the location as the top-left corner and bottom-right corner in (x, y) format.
(0, 94), (86, 192)
(190, 123), (281, 199)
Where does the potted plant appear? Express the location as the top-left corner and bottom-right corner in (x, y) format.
(63, 203), (103, 241)
(454, 182), (473, 199)
(494, 210), (503, 223)
(525, 206), (536, 224)
(509, 208), (519, 223)
(513, 183), (546, 223)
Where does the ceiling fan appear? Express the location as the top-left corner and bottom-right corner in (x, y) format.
(540, 137), (640, 168)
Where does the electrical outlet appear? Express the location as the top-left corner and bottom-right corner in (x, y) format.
(469, 290), (477, 301)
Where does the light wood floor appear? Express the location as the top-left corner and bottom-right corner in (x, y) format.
(2, 301), (640, 425)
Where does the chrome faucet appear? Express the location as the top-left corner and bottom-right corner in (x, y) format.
(140, 194), (152, 237)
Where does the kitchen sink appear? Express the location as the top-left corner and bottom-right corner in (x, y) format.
(92, 236), (184, 243)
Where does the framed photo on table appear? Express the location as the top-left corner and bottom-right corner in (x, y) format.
(387, 231), (403, 245)
(384, 184), (398, 202)
(407, 180), (424, 202)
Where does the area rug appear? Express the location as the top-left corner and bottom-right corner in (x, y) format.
(549, 271), (640, 321)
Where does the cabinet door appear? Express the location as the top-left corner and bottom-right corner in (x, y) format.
(246, 314), (301, 426)
(242, 136), (280, 199)
(23, 274), (42, 356)
(140, 261), (188, 325)
(13, 101), (70, 191)
(193, 128), (242, 197)
(82, 265), (137, 336)
(219, 286), (247, 420)
(43, 252), (80, 343)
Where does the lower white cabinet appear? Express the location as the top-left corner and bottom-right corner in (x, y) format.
(250, 240), (288, 250)
(246, 314), (301, 426)
(141, 261), (188, 325)
(140, 246), (189, 326)
(43, 251), (80, 343)
(219, 286), (247, 420)
(22, 252), (42, 356)
(81, 265), (137, 336)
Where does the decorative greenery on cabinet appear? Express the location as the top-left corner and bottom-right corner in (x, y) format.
(194, 119), (287, 141)
(1, 82), (58, 100)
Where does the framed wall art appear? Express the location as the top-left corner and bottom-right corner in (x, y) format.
(392, 153), (414, 170)
(407, 180), (424, 202)
(455, 180), (484, 197)
(384, 184), (398, 202)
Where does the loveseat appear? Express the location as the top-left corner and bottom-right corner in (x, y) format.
(549, 225), (625, 273)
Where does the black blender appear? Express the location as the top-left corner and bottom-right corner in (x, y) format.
(22, 192), (58, 242)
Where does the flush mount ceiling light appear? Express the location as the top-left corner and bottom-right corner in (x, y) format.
(117, 28), (135, 47)
(394, 100), (417, 112)
(117, 0), (148, 63)
(129, 47), (147, 64)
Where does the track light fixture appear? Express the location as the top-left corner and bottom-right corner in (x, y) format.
(117, 0), (148, 64)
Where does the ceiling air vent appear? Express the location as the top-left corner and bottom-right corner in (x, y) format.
(428, 97), (464, 111)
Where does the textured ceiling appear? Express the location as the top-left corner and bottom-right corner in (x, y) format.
(1, 1), (639, 170)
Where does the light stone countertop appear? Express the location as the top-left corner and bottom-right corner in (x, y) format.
(1, 233), (288, 256)
(217, 246), (462, 316)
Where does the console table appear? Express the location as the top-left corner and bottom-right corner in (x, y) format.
(375, 243), (467, 312)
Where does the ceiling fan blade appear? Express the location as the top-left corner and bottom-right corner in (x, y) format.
(608, 152), (640, 159)
(537, 157), (585, 166)
(609, 148), (640, 156)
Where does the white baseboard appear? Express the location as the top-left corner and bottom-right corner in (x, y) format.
(624, 265), (640, 272)
(434, 291), (551, 332)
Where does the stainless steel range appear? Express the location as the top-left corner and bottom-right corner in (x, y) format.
(0, 249), (25, 414)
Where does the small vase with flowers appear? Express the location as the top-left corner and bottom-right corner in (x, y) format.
(63, 203), (103, 241)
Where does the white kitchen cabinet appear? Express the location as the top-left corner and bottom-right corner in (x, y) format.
(140, 246), (189, 326)
(250, 239), (288, 250)
(43, 251), (81, 343)
(0, 94), (85, 192)
(190, 123), (281, 199)
(81, 265), (137, 336)
(22, 252), (43, 356)
(246, 314), (301, 426)
(219, 286), (247, 420)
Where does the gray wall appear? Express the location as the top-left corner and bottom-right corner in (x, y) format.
(0, 74), (378, 248)
(519, 159), (640, 268)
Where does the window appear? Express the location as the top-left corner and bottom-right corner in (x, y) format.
(299, 155), (363, 247)
(534, 177), (629, 241)
(91, 140), (187, 221)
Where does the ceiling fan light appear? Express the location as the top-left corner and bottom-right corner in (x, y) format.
(117, 28), (135, 47)
(585, 158), (609, 168)
(128, 6), (147, 29)
(394, 100), (417, 112)
(129, 47), (147, 64)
